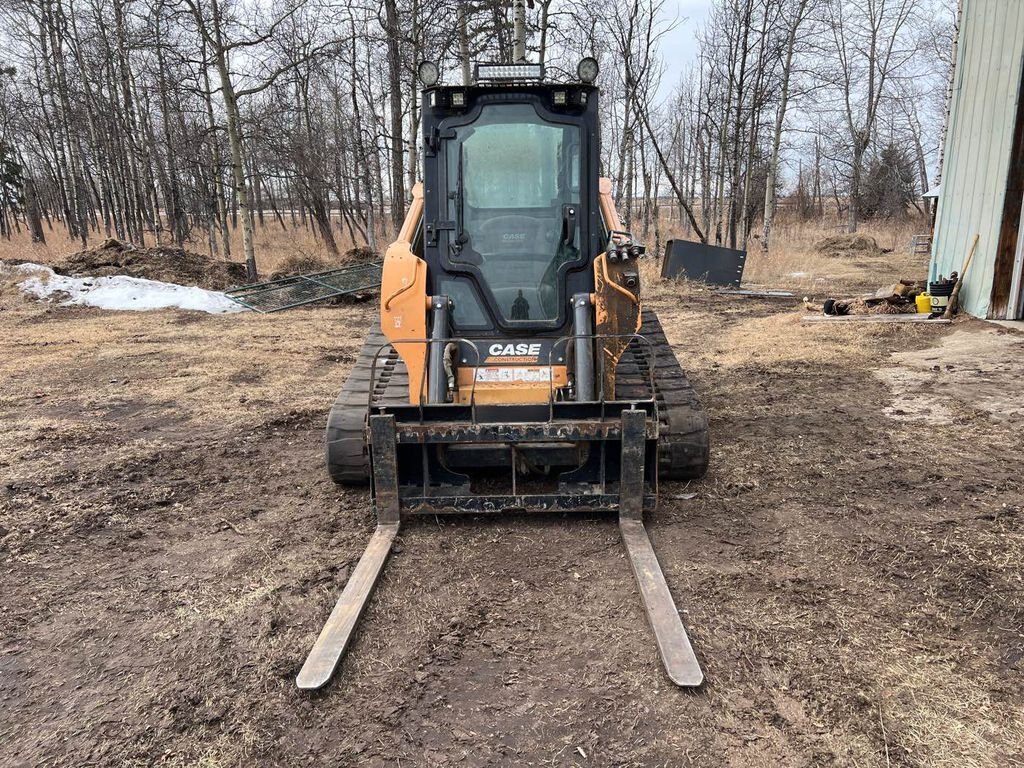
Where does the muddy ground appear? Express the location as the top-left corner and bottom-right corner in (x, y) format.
(1, 275), (1022, 767)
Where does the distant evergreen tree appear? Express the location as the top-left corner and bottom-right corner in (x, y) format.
(858, 143), (917, 220)
(0, 140), (25, 239)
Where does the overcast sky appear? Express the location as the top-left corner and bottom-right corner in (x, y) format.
(656, 0), (714, 100)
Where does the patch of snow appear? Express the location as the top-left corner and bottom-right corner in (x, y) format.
(788, 271), (809, 278)
(1, 261), (53, 274)
(4, 261), (245, 314)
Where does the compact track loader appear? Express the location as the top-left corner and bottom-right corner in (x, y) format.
(297, 59), (710, 690)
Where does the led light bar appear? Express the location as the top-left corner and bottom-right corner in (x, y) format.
(475, 63), (544, 82)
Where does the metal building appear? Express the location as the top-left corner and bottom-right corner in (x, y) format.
(930, 0), (1024, 319)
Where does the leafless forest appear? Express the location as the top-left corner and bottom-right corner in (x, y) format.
(0, 0), (955, 279)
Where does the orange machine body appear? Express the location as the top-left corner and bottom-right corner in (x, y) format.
(380, 178), (638, 406)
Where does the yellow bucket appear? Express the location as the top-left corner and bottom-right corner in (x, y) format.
(916, 293), (932, 313)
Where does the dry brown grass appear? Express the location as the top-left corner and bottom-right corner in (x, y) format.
(653, 212), (931, 296)
(0, 283), (377, 438)
(0, 220), (393, 276)
(745, 218), (928, 295)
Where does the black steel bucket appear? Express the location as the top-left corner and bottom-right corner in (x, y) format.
(929, 280), (954, 313)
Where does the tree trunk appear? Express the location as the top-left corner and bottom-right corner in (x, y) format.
(726, 0), (753, 249)
(513, 0), (527, 62)
(459, 5), (472, 84)
(408, 0), (421, 191)
(383, 0), (406, 229)
(814, 136), (823, 217)
(210, 11), (258, 280)
(848, 139), (865, 232)
(539, 1), (552, 67)
(201, 43), (231, 259)
(763, 0), (808, 252)
(24, 174), (46, 244)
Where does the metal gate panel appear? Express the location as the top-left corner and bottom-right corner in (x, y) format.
(225, 261), (382, 313)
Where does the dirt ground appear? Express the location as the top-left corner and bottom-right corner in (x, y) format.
(1, 272), (1022, 767)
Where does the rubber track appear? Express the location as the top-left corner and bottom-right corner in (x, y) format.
(325, 329), (407, 485)
(325, 310), (709, 485)
(614, 309), (710, 481)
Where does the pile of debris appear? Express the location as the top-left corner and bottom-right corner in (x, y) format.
(812, 278), (926, 316)
(266, 246), (381, 281)
(813, 233), (892, 259)
(267, 254), (330, 281)
(54, 238), (247, 290)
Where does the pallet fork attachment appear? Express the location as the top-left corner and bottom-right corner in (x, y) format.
(295, 522), (399, 690)
(618, 409), (704, 687)
(297, 411), (703, 690)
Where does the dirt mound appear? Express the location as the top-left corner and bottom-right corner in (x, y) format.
(813, 233), (881, 258)
(54, 238), (248, 290)
(344, 245), (379, 262)
(267, 254), (330, 280)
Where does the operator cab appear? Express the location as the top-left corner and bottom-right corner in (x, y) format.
(418, 62), (603, 337)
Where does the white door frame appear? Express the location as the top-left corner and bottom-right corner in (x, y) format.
(1009, 189), (1024, 319)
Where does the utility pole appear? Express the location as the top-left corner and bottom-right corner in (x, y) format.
(513, 0), (526, 62)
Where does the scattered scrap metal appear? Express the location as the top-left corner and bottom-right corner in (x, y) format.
(225, 260), (383, 313)
(714, 287), (798, 300)
(807, 278), (952, 324)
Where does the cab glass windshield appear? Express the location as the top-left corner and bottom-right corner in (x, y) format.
(445, 103), (581, 324)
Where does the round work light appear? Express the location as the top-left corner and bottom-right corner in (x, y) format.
(418, 60), (440, 87)
(577, 57), (599, 83)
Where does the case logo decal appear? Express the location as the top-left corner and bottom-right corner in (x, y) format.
(471, 340), (555, 365)
(488, 342), (542, 357)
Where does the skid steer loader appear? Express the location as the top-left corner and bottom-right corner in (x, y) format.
(297, 58), (710, 690)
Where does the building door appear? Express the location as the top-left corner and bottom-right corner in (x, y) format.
(995, 59), (1024, 319)
(1012, 205), (1024, 318)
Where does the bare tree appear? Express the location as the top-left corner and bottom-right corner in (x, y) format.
(821, 0), (918, 232)
(761, 0), (813, 251)
(0, 0), (949, 270)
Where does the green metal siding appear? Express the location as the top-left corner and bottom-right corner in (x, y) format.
(930, 0), (1024, 318)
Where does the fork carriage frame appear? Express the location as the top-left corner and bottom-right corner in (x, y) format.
(371, 402), (658, 514)
(366, 332), (660, 511)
